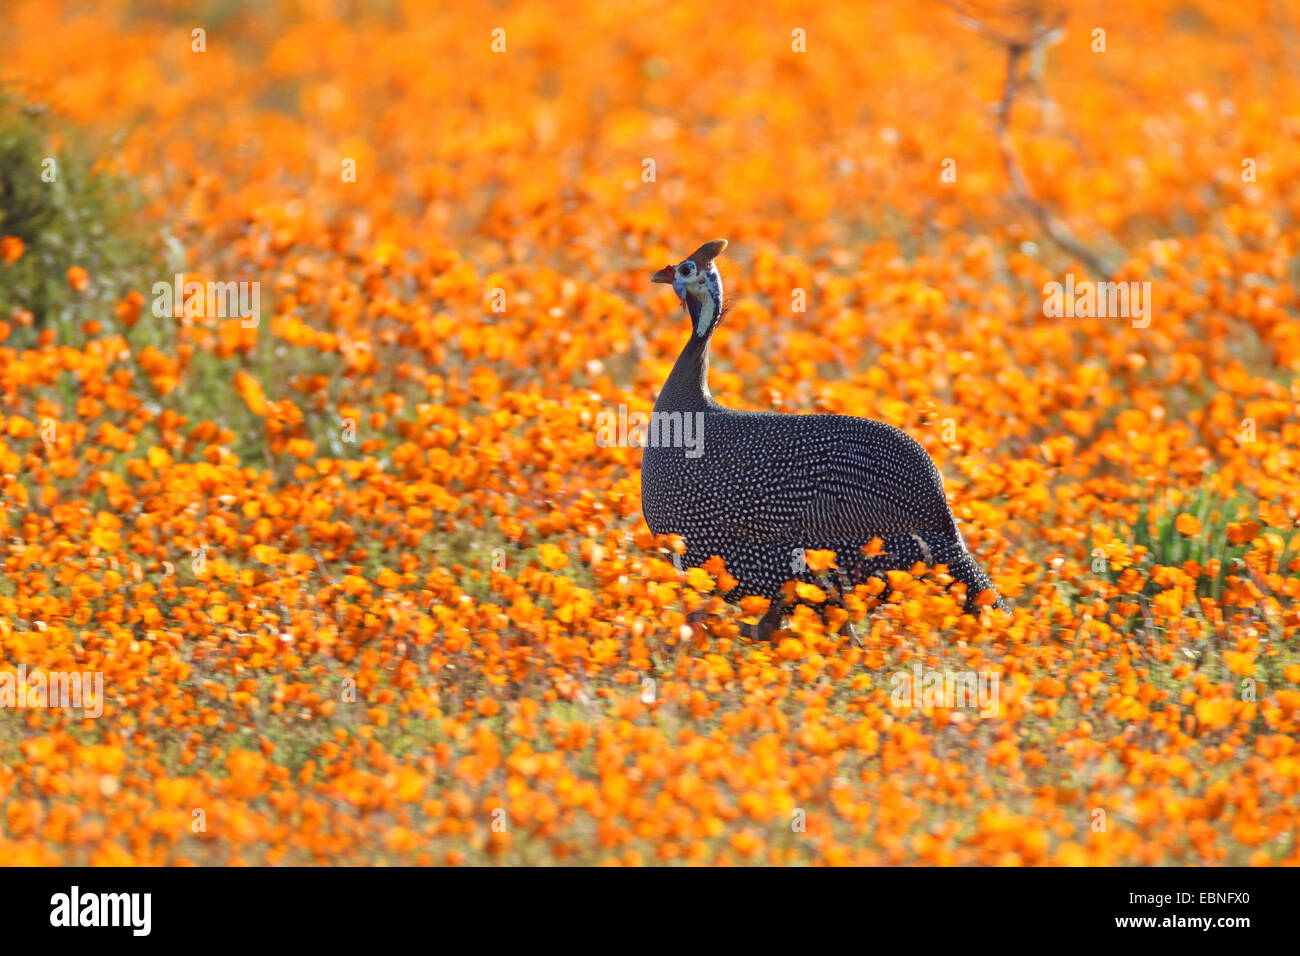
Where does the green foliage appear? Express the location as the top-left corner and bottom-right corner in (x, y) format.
(0, 93), (156, 339)
(1127, 486), (1299, 600)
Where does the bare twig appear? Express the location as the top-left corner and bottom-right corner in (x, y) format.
(995, 38), (1114, 277)
(942, 2), (1115, 277)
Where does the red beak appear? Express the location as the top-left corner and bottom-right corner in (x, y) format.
(651, 265), (676, 284)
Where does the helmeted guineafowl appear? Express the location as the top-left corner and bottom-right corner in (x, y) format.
(640, 239), (1004, 640)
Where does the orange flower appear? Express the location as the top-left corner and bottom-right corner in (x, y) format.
(0, 235), (23, 263)
(538, 543), (568, 571)
(685, 567), (715, 591)
(233, 369), (268, 415)
(1226, 520), (1261, 546)
(861, 537), (885, 558)
(804, 549), (838, 572)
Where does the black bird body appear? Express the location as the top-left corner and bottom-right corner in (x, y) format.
(640, 240), (1002, 625)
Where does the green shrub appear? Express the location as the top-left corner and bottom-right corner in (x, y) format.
(0, 93), (156, 340)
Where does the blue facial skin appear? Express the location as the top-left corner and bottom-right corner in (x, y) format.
(672, 274), (690, 305)
(672, 272), (705, 327)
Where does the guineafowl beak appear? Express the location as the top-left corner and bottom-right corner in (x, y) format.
(651, 265), (676, 284)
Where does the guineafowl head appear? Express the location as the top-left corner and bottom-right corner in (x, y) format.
(652, 239), (727, 338)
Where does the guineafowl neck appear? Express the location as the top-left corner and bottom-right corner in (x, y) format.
(655, 331), (717, 414)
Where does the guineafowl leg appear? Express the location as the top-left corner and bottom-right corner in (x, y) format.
(686, 607), (708, 640)
(760, 608), (782, 643)
(742, 601), (785, 643)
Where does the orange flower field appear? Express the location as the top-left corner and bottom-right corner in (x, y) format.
(1, 0), (1299, 866)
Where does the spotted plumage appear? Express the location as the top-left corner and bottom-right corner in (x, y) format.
(641, 239), (1004, 638)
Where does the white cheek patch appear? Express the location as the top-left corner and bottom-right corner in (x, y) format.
(688, 269), (722, 337)
(695, 294), (716, 336)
